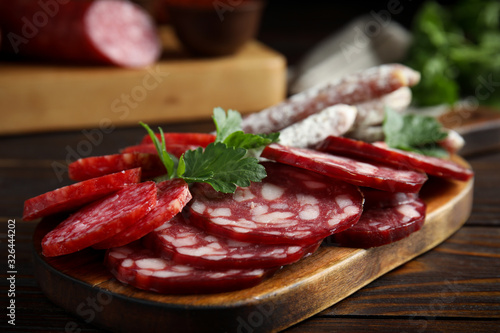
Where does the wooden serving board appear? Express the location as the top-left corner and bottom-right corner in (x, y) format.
(32, 158), (473, 333)
(0, 27), (286, 135)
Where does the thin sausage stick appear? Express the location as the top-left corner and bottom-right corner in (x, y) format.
(241, 64), (420, 134)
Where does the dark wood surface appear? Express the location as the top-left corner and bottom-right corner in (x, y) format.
(0, 119), (499, 332)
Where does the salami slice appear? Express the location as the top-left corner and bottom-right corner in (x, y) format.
(143, 214), (321, 269)
(120, 143), (200, 158)
(317, 136), (473, 181)
(42, 182), (157, 257)
(332, 198), (426, 248)
(262, 144), (428, 193)
(23, 168), (141, 221)
(241, 64), (420, 134)
(105, 242), (276, 294)
(187, 162), (363, 245)
(93, 179), (192, 249)
(68, 153), (166, 181)
(361, 188), (418, 209)
(0, 0), (160, 67)
(140, 132), (216, 147)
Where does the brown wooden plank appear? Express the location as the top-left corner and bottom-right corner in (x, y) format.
(283, 317), (500, 333)
(320, 226), (500, 318)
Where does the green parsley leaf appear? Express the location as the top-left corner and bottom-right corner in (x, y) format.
(139, 122), (177, 178)
(140, 108), (276, 193)
(404, 1), (500, 107)
(410, 144), (450, 158)
(178, 142), (267, 193)
(213, 107), (242, 143)
(383, 108), (449, 157)
(223, 131), (279, 150)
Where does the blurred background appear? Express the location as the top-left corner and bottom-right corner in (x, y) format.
(1, 0), (499, 135)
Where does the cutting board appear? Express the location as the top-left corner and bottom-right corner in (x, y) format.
(0, 27), (286, 135)
(32, 157), (473, 333)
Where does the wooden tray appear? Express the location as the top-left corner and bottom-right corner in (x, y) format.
(32, 158), (473, 333)
(0, 27), (286, 135)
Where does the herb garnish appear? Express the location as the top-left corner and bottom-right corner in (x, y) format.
(383, 108), (449, 158)
(140, 108), (279, 193)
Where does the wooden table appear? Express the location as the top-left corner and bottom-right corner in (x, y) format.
(1, 119), (499, 332)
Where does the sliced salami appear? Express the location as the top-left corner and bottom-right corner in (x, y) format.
(241, 64), (421, 134)
(23, 168), (141, 221)
(68, 153), (166, 181)
(262, 144), (427, 193)
(41, 182), (157, 257)
(187, 162), (363, 245)
(120, 143), (200, 158)
(140, 132), (216, 147)
(143, 214), (321, 269)
(361, 188), (418, 209)
(317, 136), (473, 181)
(105, 242), (276, 294)
(0, 0), (160, 67)
(93, 179), (192, 249)
(332, 198), (426, 248)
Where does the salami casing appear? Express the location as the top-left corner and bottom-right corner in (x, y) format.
(42, 182), (157, 257)
(187, 162), (363, 245)
(105, 242), (276, 294)
(23, 168), (141, 221)
(262, 144), (427, 193)
(0, 0), (160, 67)
(93, 179), (192, 249)
(143, 214), (321, 269)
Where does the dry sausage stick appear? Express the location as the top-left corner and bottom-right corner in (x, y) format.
(0, 0), (161, 67)
(241, 64), (420, 134)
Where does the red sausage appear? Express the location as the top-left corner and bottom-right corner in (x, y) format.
(120, 143), (201, 158)
(332, 198), (427, 248)
(68, 153), (166, 181)
(262, 144), (428, 193)
(143, 214), (321, 269)
(0, 0), (161, 67)
(23, 168), (141, 221)
(316, 136), (473, 181)
(93, 179), (192, 249)
(187, 162), (363, 245)
(360, 187), (418, 209)
(105, 241), (276, 294)
(139, 132), (216, 147)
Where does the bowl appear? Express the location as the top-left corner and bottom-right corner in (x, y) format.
(166, 0), (265, 56)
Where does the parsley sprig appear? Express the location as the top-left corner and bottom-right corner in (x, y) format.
(140, 108), (279, 193)
(383, 108), (449, 158)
